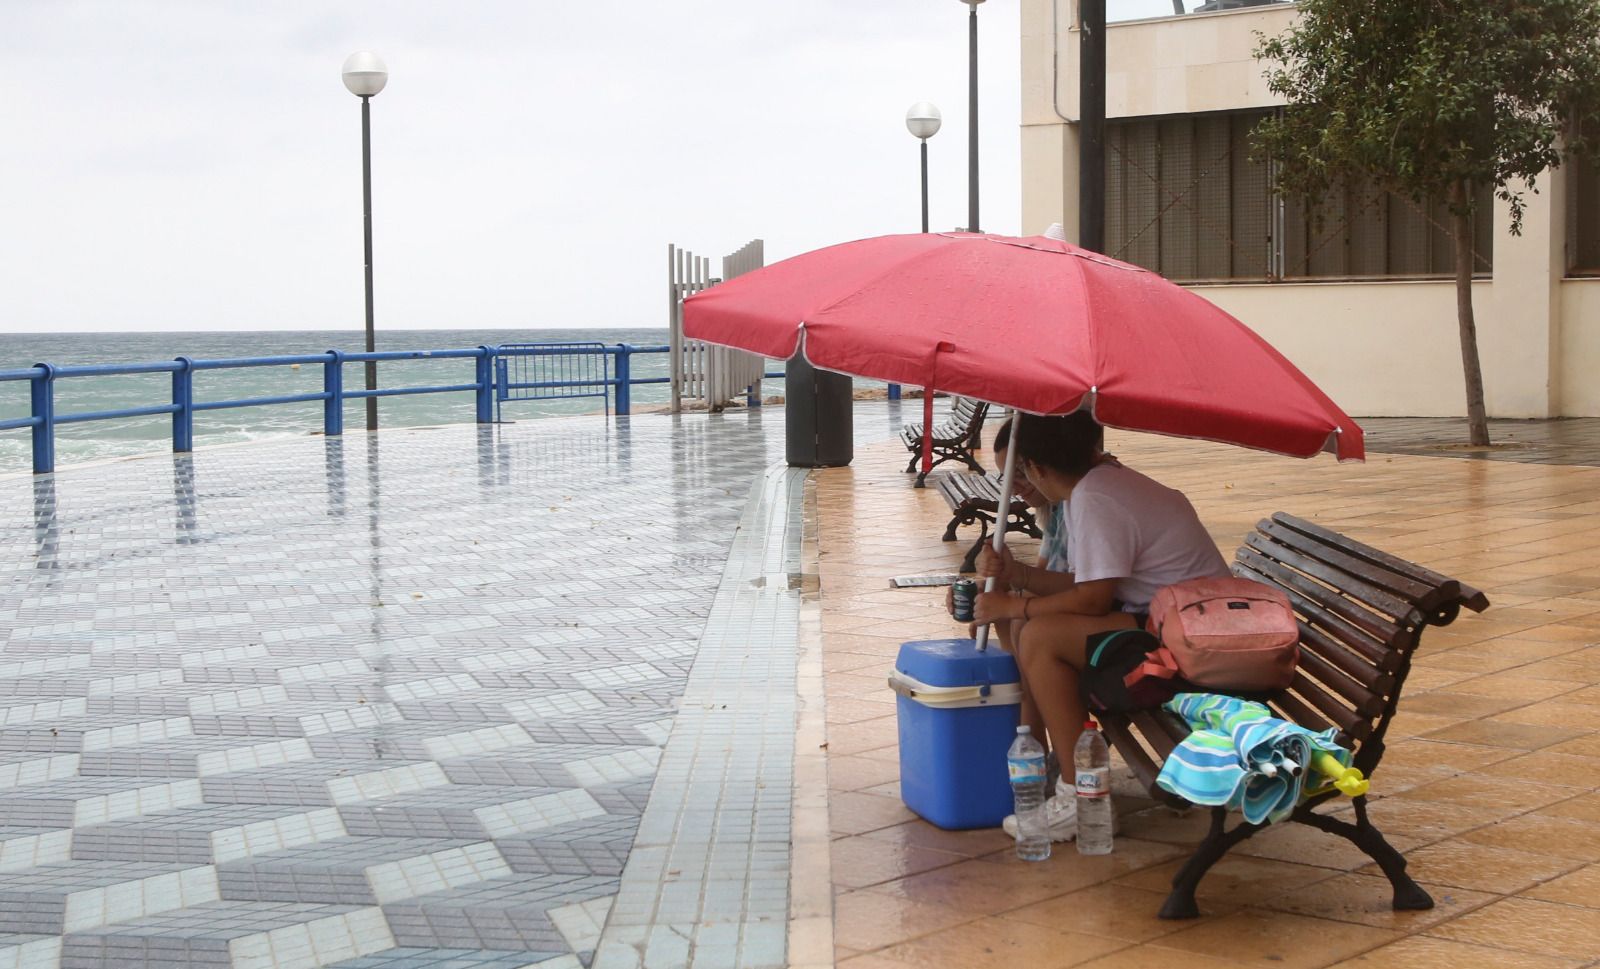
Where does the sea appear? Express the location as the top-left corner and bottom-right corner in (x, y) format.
(0, 328), (826, 475)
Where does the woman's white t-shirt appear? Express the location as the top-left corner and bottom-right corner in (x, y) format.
(1063, 462), (1231, 611)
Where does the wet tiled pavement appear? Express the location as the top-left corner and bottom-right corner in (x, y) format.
(817, 422), (1600, 969)
(0, 410), (829, 969)
(5, 403), (1600, 969)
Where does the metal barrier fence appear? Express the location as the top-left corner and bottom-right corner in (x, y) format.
(495, 342), (614, 421)
(0, 343), (718, 475)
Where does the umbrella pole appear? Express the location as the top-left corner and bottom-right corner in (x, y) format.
(917, 389), (934, 488)
(976, 410), (1019, 652)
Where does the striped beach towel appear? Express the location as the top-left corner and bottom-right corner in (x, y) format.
(1155, 693), (1352, 825)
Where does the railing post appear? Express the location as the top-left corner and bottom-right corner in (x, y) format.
(476, 346), (496, 423)
(29, 363), (55, 475)
(615, 344), (632, 416)
(494, 357), (509, 423)
(746, 382), (760, 408)
(172, 356), (195, 453)
(324, 350), (345, 437)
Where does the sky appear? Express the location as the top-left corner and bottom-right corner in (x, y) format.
(1, 0), (1186, 335)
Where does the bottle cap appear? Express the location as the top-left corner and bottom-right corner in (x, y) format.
(1083, 719), (1097, 730)
(1016, 725), (1031, 735)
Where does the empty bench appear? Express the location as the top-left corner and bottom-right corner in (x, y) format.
(935, 472), (1042, 573)
(1098, 512), (1489, 920)
(902, 397), (989, 487)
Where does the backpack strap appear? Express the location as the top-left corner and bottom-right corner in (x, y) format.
(1125, 645), (1180, 686)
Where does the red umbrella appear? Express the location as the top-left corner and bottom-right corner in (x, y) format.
(683, 231), (1363, 462)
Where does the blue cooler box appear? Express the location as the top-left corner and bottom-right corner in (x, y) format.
(889, 639), (1021, 829)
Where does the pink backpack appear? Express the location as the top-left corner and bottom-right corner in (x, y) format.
(1130, 577), (1300, 693)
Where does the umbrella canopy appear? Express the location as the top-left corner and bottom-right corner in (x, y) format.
(683, 231), (1363, 461)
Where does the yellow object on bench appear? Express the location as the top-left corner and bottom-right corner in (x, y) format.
(1310, 750), (1370, 798)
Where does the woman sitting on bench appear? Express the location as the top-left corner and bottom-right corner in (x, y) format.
(973, 412), (1230, 842)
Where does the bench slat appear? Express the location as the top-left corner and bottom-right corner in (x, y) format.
(1258, 519), (1435, 604)
(1273, 513), (1490, 613)
(1285, 671), (1367, 739)
(1266, 688), (1335, 737)
(1243, 534), (1418, 624)
(1131, 710), (1181, 760)
(1235, 552), (1404, 661)
(1293, 642), (1385, 719)
(1101, 716), (1174, 803)
(1296, 619), (1395, 695)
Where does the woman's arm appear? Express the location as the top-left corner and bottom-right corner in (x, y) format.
(973, 577), (1120, 625)
(1010, 560), (1076, 597)
(1023, 577), (1118, 619)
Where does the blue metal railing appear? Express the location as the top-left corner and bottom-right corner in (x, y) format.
(496, 342), (613, 421)
(1, 342), (728, 475)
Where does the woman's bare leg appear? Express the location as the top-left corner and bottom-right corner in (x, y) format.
(993, 618), (1047, 744)
(1017, 612), (1138, 762)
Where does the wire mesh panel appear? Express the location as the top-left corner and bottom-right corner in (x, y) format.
(1106, 108), (1493, 281)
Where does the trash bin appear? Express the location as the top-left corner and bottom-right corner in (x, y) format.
(785, 352), (853, 468)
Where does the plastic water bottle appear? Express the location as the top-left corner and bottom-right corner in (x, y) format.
(1075, 720), (1114, 856)
(1007, 725), (1050, 862)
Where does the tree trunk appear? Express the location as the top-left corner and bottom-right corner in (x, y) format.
(1451, 180), (1490, 447)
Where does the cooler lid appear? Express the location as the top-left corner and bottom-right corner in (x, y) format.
(895, 638), (1020, 689)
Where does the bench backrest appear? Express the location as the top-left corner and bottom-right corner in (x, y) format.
(1100, 512), (1487, 803)
(1231, 513), (1488, 773)
(933, 397), (987, 435)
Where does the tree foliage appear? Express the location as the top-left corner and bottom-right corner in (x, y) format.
(1253, 0), (1600, 230)
(1253, 0), (1600, 447)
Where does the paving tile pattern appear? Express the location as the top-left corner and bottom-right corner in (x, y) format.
(818, 424), (1600, 969)
(0, 412), (794, 969)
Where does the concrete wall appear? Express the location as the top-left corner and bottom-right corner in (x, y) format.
(1191, 280), (1482, 418)
(1562, 279), (1600, 415)
(1018, 0), (1598, 418)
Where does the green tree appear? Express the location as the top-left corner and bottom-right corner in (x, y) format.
(1253, 0), (1600, 445)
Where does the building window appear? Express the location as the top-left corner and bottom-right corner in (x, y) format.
(1113, 0), (1294, 24)
(1105, 109), (1494, 282)
(1569, 153), (1600, 276)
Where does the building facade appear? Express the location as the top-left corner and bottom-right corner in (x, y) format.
(1020, 0), (1600, 418)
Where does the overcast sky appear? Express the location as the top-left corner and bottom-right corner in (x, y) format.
(1, 0), (1183, 335)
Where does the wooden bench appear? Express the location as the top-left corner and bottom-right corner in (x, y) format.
(935, 472), (1043, 572)
(902, 397), (989, 487)
(1098, 512), (1489, 920)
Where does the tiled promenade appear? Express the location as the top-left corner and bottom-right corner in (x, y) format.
(0, 409), (844, 969)
(3, 403), (1599, 969)
(818, 423), (1600, 969)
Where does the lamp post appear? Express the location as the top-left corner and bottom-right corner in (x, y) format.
(342, 51), (388, 432)
(1080, 0), (1106, 253)
(895, 102), (942, 404)
(905, 102), (942, 233)
(960, 0), (984, 233)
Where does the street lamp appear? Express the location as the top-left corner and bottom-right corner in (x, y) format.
(905, 102), (942, 233)
(892, 101), (943, 405)
(342, 50), (388, 432)
(960, 0), (984, 233)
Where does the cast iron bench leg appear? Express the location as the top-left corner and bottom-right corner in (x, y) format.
(960, 522), (989, 573)
(1160, 807), (1265, 920)
(1296, 801), (1434, 911)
